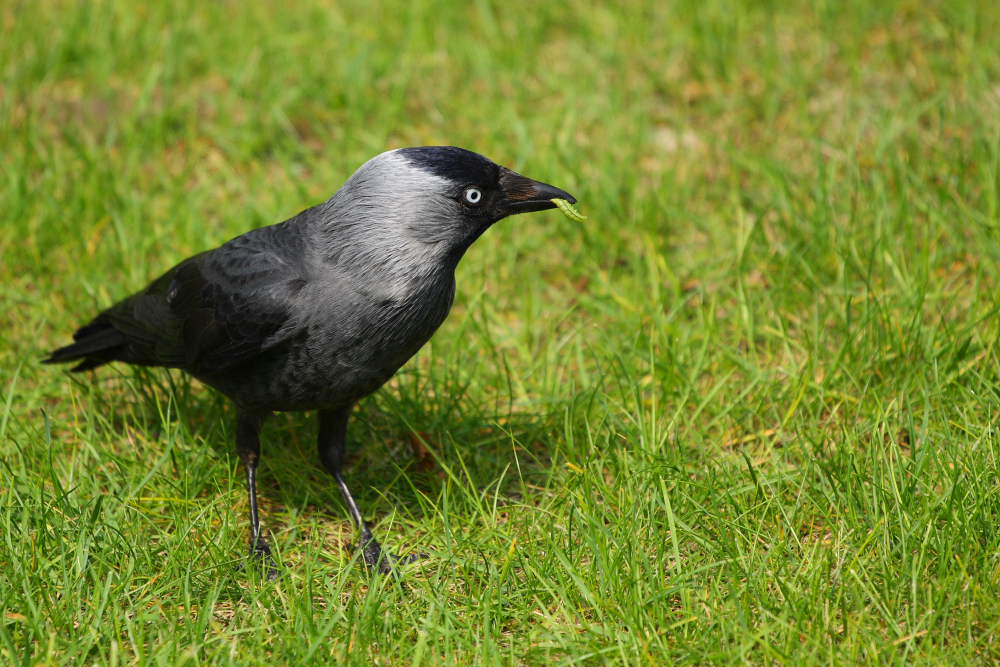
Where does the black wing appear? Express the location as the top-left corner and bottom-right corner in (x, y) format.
(50, 221), (310, 375)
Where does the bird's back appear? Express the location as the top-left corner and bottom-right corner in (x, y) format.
(47, 203), (459, 412)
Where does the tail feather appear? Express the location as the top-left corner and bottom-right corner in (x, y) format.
(44, 319), (127, 372)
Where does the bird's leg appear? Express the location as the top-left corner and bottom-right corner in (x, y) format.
(235, 411), (278, 578)
(318, 407), (416, 574)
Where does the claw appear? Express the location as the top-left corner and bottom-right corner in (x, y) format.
(249, 536), (280, 580)
(351, 531), (421, 575)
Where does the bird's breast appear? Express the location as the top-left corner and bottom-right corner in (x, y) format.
(215, 268), (458, 412)
(353, 274), (456, 360)
(304, 273), (455, 394)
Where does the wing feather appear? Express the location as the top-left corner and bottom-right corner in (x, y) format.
(103, 223), (309, 375)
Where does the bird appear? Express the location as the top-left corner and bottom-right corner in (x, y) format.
(44, 146), (576, 575)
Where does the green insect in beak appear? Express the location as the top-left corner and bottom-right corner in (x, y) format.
(551, 198), (587, 222)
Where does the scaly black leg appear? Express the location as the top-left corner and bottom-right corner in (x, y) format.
(235, 410), (279, 579)
(317, 406), (417, 574)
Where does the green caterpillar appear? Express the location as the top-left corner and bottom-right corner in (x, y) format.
(551, 198), (587, 222)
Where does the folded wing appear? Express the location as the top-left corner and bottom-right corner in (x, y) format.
(46, 222), (309, 376)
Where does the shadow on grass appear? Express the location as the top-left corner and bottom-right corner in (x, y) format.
(52, 363), (584, 607)
(75, 364), (564, 529)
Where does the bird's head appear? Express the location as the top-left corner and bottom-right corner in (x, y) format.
(326, 146), (577, 264)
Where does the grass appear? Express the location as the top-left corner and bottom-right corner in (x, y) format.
(3, 0), (1000, 662)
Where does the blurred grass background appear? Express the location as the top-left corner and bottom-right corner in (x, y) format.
(4, 0), (1000, 663)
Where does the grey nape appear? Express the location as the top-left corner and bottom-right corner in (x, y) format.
(44, 146), (576, 575)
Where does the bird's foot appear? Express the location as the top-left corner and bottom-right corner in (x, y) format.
(247, 536), (280, 580)
(351, 530), (422, 576)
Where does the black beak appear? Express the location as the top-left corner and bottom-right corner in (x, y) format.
(500, 168), (577, 214)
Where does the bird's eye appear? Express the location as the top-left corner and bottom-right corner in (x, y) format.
(463, 187), (483, 205)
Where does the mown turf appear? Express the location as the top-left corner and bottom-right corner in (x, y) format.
(3, 0), (1000, 663)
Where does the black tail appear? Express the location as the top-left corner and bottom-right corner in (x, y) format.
(44, 318), (127, 372)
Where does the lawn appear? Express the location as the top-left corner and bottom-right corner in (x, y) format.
(3, 0), (1000, 663)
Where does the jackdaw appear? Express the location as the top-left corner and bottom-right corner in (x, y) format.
(44, 146), (576, 574)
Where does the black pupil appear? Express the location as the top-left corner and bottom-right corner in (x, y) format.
(468, 189), (479, 202)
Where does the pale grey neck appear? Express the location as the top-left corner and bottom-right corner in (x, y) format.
(308, 194), (458, 305)
(310, 153), (470, 287)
